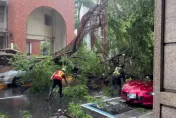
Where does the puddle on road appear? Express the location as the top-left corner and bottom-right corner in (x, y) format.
(0, 88), (69, 118)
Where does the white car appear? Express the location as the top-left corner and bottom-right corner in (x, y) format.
(0, 70), (25, 86)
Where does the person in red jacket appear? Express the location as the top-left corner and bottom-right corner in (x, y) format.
(46, 68), (68, 101)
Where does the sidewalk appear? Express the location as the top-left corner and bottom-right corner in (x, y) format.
(138, 112), (153, 118)
(82, 97), (153, 118)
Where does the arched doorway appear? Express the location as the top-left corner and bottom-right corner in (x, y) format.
(26, 7), (66, 55)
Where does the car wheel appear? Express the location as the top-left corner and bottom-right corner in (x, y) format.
(13, 77), (22, 87)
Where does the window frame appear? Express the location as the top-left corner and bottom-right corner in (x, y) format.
(45, 14), (52, 26)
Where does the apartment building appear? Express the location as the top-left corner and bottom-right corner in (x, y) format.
(0, 0), (7, 50)
(0, 0), (74, 55)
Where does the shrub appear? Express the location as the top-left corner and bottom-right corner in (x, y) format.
(68, 103), (92, 118)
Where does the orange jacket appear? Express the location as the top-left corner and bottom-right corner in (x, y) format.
(52, 70), (66, 81)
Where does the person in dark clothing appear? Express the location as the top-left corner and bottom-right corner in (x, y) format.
(111, 65), (125, 97)
(73, 66), (79, 79)
(46, 68), (68, 101)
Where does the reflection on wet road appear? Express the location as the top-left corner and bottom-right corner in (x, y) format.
(0, 88), (68, 118)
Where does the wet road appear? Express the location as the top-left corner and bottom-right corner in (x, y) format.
(0, 87), (153, 118)
(0, 87), (68, 118)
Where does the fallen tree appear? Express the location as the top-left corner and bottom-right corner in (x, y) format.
(53, 0), (108, 58)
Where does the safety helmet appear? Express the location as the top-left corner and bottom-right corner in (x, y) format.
(61, 68), (66, 72)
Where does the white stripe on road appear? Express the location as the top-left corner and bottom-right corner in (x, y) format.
(0, 95), (24, 100)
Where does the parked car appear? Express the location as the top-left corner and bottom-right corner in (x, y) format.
(121, 79), (154, 106)
(0, 70), (25, 86)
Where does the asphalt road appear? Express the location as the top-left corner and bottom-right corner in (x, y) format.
(0, 87), (153, 118)
(0, 87), (67, 118)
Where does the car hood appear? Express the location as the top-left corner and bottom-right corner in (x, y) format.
(0, 70), (25, 77)
(0, 70), (18, 75)
(122, 80), (153, 93)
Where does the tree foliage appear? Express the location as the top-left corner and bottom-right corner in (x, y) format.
(108, 0), (154, 77)
(71, 44), (104, 75)
(9, 54), (60, 92)
(60, 43), (105, 84)
(63, 85), (88, 100)
(40, 41), (51, 56)
(68, 103), (93, 118)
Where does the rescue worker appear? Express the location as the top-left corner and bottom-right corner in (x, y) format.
(111, 65), (125, 97)
(46, 68), (68, 101)
(73, 65), (79, 79)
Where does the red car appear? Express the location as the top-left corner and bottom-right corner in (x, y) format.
(121, 80), (153, 106)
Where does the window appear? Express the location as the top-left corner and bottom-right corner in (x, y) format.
(45, 14), (52, 26)
(26, 42), (32, 55)
(0, 6), (4, 22)
(0, 37), (3, 49)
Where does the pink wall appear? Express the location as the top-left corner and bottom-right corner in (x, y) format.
(8, 0), (74, 53)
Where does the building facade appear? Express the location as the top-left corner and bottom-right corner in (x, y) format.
(0, 0), (74, 55)
(0, 0), (7, 50)
(154, 0), (176, 117)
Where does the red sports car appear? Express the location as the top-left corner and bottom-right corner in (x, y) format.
(121, 80), (153, 106)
